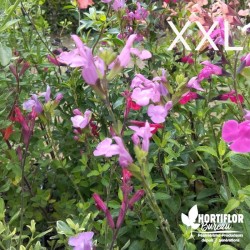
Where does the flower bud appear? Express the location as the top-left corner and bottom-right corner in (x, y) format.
(73, 109), (83, 116)
(128, 190), (145, 209)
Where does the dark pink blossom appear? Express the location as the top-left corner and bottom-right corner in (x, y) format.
(222, 120), (250, 153)
(179, 92), (202, 105)
(93, 193), (115, 229)
(198, 61), (223, 81)
(181, 53), (194, 64)
(216, 90), (244, 104)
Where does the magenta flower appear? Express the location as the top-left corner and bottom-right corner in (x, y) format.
(241, 53), (250, 67)
(238, 53), (250, 73)
(68, 232), (94, 250)
(147, 102), (172, 124)
(179, 92), (202, 105)
(198, 61), (223, 81)
(71, 110), (92, 129)
(187, 77), (204, 91)
(215, 90), (244, 104)
(222, 120), (250, 153)
(210, 17), (225, 46)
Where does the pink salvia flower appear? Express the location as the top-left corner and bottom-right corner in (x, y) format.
(187, 77), (204, 91)
(222, 120), (250, 153)
(71, 110), (92, 129)
(147, 102), (172, 124)
(113, 136), (133, 168)
(57, 35), (103, 85)
(68, 232), (94, 250)
(198, 61), (223, 81)
(94, 137), (133, 168)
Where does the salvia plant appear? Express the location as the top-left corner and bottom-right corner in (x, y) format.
(0, 0), (250, 249)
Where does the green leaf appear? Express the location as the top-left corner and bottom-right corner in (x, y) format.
(230, 154), (250, 169)
(154, 192), (171, 200)
(216, 245), (237, 250)
(56, 221), (74, 236)
(34, 228), (53, 239)
(87, 170), (100, 177)
(9, 209), (21, 225)
(218, 140), (227, 157)
(224, 198), (240, 213)
(0, 198), (5, 220)
(0, 43), (12, 66)
(140, 223), (157, 241)
(241, 67), (250, 79)
(227, 173), (241, 197)
(196, 146), (218, 158)
(121, 239), (130, 250)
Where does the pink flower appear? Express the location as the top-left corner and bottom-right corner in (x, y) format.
(241, 53), (250, 67)
(68, 232), (94, 250)
(93, 138), (119, 157)
(129, 121), (153, 152)
(102, 0), (126, 11)
(222, 120), (250, 153)
(93, 137), (133, 167)
(129, 120), (163, 134)
(198, 61), (223, 81)
(147, 102), (172, 124)
(187, 77), (204, 91)
(130, 75), (161, 106)
(113, 137), (133, 167)
(71, 110), (92, 129)
(111, 35), (151, 70)
(77, 0), (94, 9)
(57, 35), (104, 85)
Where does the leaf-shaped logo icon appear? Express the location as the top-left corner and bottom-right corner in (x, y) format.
(181, 205), (200, 230)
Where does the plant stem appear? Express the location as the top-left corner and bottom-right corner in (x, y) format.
(140, 162), (177, 250)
